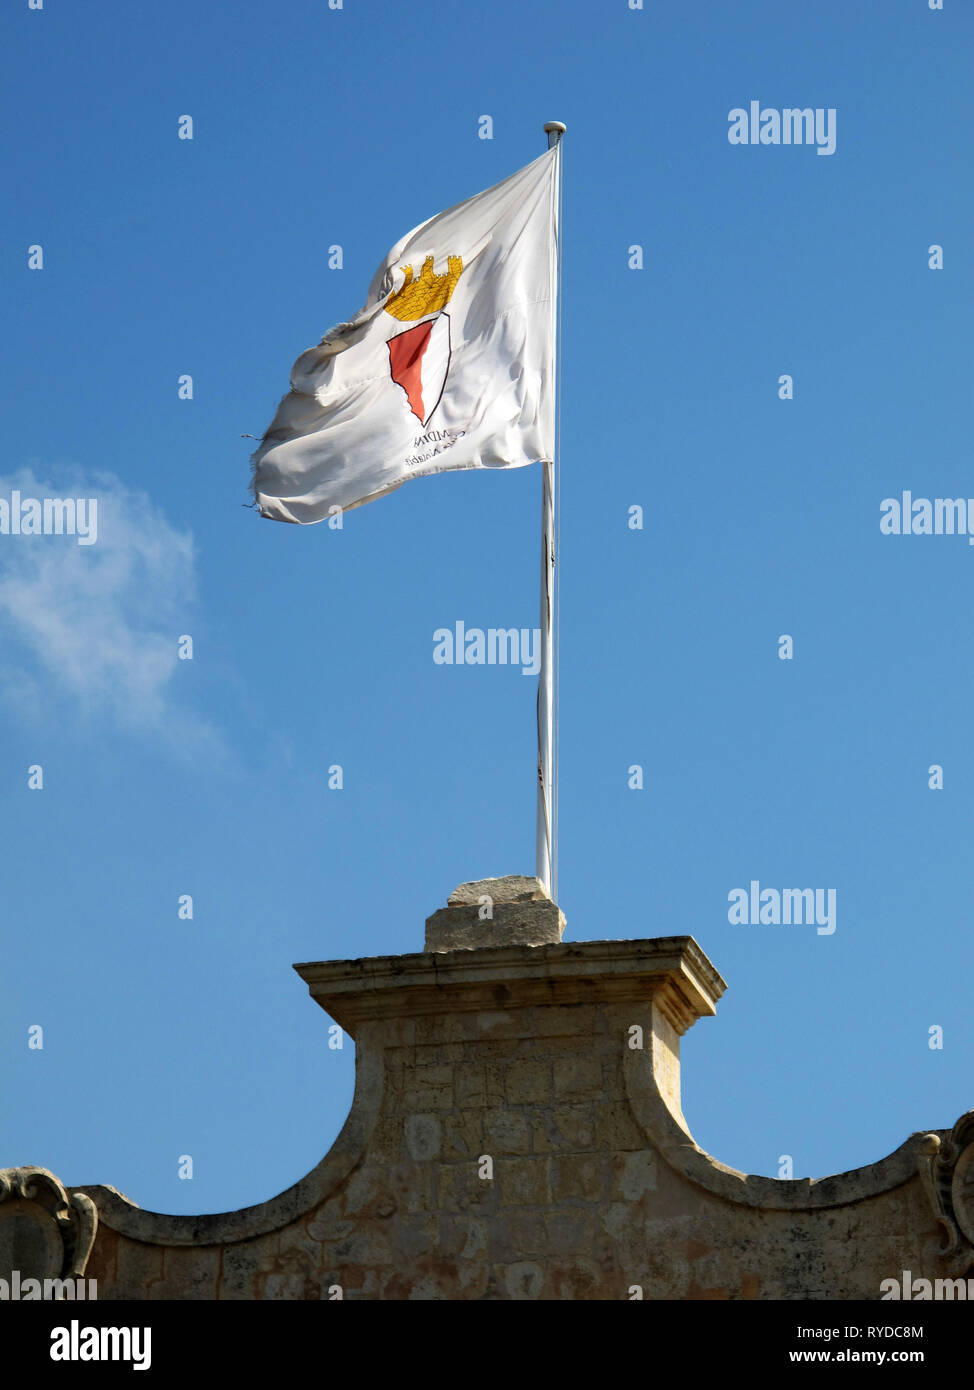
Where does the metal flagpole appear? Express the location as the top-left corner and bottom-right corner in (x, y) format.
(537, 120), (564, 899)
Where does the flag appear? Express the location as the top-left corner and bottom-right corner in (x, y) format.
(251, 148), (558, 523)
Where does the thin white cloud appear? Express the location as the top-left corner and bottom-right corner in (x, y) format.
(0, 467), (220, 753)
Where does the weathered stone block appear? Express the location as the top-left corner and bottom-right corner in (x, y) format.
(425, 900), (565, 953)
(497, 1158), (549, 1207)
(553, 1056), (603, 1100)
(441, 1111), (483, 1160)
(550, 1155), (606, 1203)
(483, 1107), (532, 1155)
(500, 1260), (546, 1300)
(394, 1214), (438, 1260)
(506, 1059), (551, 1105)
(401, 1065), (453, 1111)
(454, 1063), (487, 1109)
(405, 1114), (442, 1162)
(436, 1162), (494, 1216)
(544, 1209), (595, 1255)
(492, 1209), (547, 1260)
(438, 1214), (487, 1260)
(531, 1103), (596, 1153)
(447, 876), (547, 907)
(483, 1063), (508, 1104)
(612, 1149), (658, 1201)
(594, 1102), (645, 1151)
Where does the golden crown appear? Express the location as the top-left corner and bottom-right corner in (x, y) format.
(384, 254), (464, 322)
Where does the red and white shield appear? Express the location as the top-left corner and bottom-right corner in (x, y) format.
(387, 312), (452, 427)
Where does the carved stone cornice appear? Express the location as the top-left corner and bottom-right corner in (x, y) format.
(294, 936), (727, 1038)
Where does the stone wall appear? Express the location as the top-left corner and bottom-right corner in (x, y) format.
(2, 882), (972, 1300)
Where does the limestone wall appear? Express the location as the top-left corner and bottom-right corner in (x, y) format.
(3, 904), (971, 1301)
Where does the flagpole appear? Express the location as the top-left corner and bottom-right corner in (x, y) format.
(538, 121), (564, 900)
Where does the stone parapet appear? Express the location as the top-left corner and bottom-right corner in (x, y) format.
(3, 883), (969, 1299)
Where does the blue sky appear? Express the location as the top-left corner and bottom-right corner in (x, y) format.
(2, 0), (971, 1216)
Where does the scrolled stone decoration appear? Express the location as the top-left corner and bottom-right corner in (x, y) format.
(0, 1166), (98, 1284)
(917, 1112), (974, 1274)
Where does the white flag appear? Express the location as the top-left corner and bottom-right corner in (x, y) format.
(251, 148), (558, 523)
